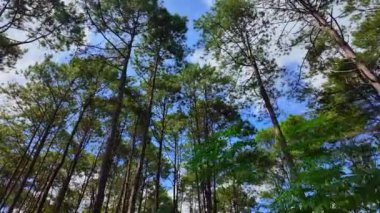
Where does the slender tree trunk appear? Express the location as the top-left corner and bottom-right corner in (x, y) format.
(137, 162), (148, 213)
(37, 94), (94, 212)
(204, 179), (213, 213)
(93, 34), (135, 213)
(121, 117), (140, 212)
(127, 50), (161, 213)
(18, 126), (64, 212)
(212, 173), (217, 213)
(104, 174), (115, 213)
(176, 148), (182, 213)
(195, 170), (202, 213)
(172, 135), (178, 213)
(23, 133), (64, 213)
(7, 75), (77, 213)
(189, 196), (193, 213)
(90, 186), (96, 211)
(114, 117), (133, 212)
(127, 107), (150, 213)
(154, 101), (167, 212)
(7, 105), (64, 213)
(116, 167), (128, 212)
(0, 137), (41, 210)
(1, 121), (55, 210)
(203, 88), (213, 213)
(190, 95), (204, 213)
(0, 121), (42, 208)
(53, 132), (91, 212)
(250, 56), (295, 177)
(300, 2), (380, 94)
(30, 164), (58, 212)
(74, 144), (103, 213)
(137, 183), (144, 213)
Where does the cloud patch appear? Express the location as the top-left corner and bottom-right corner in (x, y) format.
(202, 0), (214, 7)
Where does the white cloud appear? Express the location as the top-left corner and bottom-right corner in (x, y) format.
(0, 34), (51, 85)
(202, 0), (214, 7)
(0, 0), (91, 85)
(188, 48), (218, 67)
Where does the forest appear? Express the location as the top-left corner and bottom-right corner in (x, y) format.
(0, 0), (379, 212)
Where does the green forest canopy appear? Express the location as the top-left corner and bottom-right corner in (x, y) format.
(0, 0), (379, 212)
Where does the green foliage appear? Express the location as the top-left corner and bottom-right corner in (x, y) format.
(1, 1), (380, 212)
(257, 109), (379, 212)
(0, 0), (84, 69)
(353, 10), (380, 69)
(217, 184), (256, 213)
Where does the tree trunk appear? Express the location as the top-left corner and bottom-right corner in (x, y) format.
(137, 167), (147, 213)
(7, 99), (67, 213)
(7, 74), (77, 213)
(250, 56), (295, 177)
(204, 179), (213, 213)
(306, 5), (380, 94)
(212, 173), (217, 213)
(127, 50), (161, 213)
(37, 94), (94, 212)
(93, 34), (135, 213)
(116, 166), (128, 212)
(191, 95), (204, 213)
(0, 121), (41, 208)
(173, 135), (178, 213)
(22, 134), (64, 213)
(53, 130), (91, 212)
(154, 101), (167, 212)
(120, 116), (140, 212)
(195, 170), (203, 213)
(203, 88), (213, 213)
(176, 149), (182, 213)
(104, 175), (115, 213)
(74, 144), (103, 213)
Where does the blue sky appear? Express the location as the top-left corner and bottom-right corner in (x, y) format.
(161, 0), (308, 128)
(0, 0), (308, 128)
(163, 0), (212, 46)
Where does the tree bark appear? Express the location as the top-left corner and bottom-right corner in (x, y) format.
(93, 34), (135, 213)
(53, 133), (91, 212)
(137, 166), (147, 213)
(154, 101), (167, 212)
(190, 96), (204, 213)
(173, 135), (178, 213)
(203, 88), (213, 213)
(116, 165), (128, 212)
(7, 94), (69, 213)
(300, 1), (380, 94)
(0, 121), (42, 209)
(127, 50), (160, 213)
(74, 144), (103, 213)
(212, 173), (217, 213)
(121, 117), (140, 212)
(37, 94), (94, 212)
(250, 57), (295, 177)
